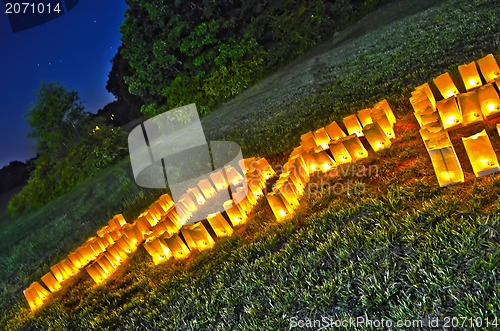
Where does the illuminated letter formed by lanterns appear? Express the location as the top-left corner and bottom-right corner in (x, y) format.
(457, 92), (483, 126)
(459, 61), (482, 91)
(24, 282), (51, 310)
(143, 238), (171, 264)
(477, 84), (500, 120)
(362, 122), (391, 151)
(41, 272), (62, 293)
(324, 121), (347, 141)
(462, 130), (500, 177)
(180, 222), (215, 252)
(341, 135), (368, 162)
(436, 97), (462, 130)
(433, 72), (459, 99)
(477, 54), (500, 83)
(343, 114), (364, 137)
(425, 136), (464, 187)
(207, 213), (233, 238)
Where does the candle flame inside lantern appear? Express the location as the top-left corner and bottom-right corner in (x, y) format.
(445, 116), (458, 126)
(320, 142), (328, 149)
(279, 210), (287, 218)
(446, 90), (456, 98)
(488, 104), (497, 111)
(469, 79), (479, 87)
(376, 142), (384, 149)
(322, 164), (331, 171)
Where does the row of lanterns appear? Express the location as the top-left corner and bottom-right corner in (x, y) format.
(23, 158), (275, 310)
(266, 99), (396, 221)
(411, 54), (500, 187)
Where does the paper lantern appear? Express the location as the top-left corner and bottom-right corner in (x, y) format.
(411, 98), (435, 115)
(143, 238), (171, 264)
(86, 262), (108, 284)
(278, 182), (300, 208)
(266, 193), (290, 221)
(457, 92), (484, 126)
(123, 223), (143, 246)
(414, 106), (436, 127)
(210, 170), (229, 192)
(299, 152), (320, 174)
(50, 263), (70, 283)
(96, 254), (116, 276)
(162, 233), (190, 259)
(312, 151), (335, 172)
(329, 141), (352, 165)
(419, 125), (445, 142)
(222, 200), (247, 226)
(96, 226), (111, 238)
(24, 282), (50, 310)
(108, 214), (126, 231)
(107, 244), (128, 264)
(198, 179), (217, 200)
(75, 244), (96, 265)
(233, 192), (252, 215)
(342, 135), (368, 161)
(413, 83), (436, 108)
(166, 208), (182, 229)
(462, 130), (500, 177)
(419, 111), (441, 127)
(312, 128), (331, 150)
(68, 251), (86, 269)
(433, 72), (459, 99)
(60, 259), (78, 277)
(363, 122), (391, 151)
(459, 61), (482, 91)
(357, 108), (373, 127)
(373, 99), (396, 126)
(497, 123), (500, 137)
(181, 222), (215, 252)
(436, 97), (462, 130)
(223, 165), (244, 187)
(289, 170), (306, 195)
(477, 54), (500, 83)
(250, 157), (276, 180)
(300, 132), (318, 151)
(207, 213), (233, 238)
(41, 272), (62, 293)
(343, 114), (363, 137)
(477, 84), (500, 120)
(115, 236), (136, 254)
(371, 110), (395, 139)
(426, 137), (464, 187)
(324, 121), (347, 141)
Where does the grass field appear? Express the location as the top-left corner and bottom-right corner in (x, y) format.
(1, 0), (499, 329)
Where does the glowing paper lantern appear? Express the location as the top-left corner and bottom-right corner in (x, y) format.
(24, 282), (50, 310)
(477, 84), (500, 120)
(459, 61), (482, 91)
(419, 111), (441, 127)
(188, 187), (206, 207)
(357, 108), (373, 127)
(278, 182), (300, 208)
(329, 141), (352, 165)
(107, 244), (128, 264)
(312, 151), (335, 172)
(251, 157), (276, 180)
(373, 99), (396, 126)
(181, 222), (215, 252)
(86, 262), (108, 284)
(108, 214), (126, 231)
(60, 259), (78, 277)
(497, 123), (500, 137)
(419, 125), (446, 142)
(41, 272), (62, 293)
(209, 170), (229, 192)
(299, 152), (320, 174)
(343, 114), (363, 137)
(324, 121), (347, 141)
(413, 83), (436, 108)
(96, 226), (110, 238)
(300, 132), (318, 151)
(371, 110), (395, 139)
(122, 223), (143, 246)
(414, 106), (436, 127)
(115, 236), (136, 254)
(166, 208), (182, 229)
(457, 92), (483, 126)
(462, 130), (500, 177)
(198, 179), (217, 200)
(363, 122), (391, 151)
(223, 200), (247, 226)
(437, 97), (462, 130)
(224, 165), (244, 186)
(477, 54), (500, 83)
(312, 128), (331, 150)
(161, 233), (190, 259)
(411, 98), (435, 115)
(207, 213), (233, 238)
(433, 72), (459, 99)
(157, 194), (174, 212)
(266, 193), (290, 221)
(426, 137), (464, 187)
(341, 135), (368, 161)
(68, 251), (86, 269)
(143, 238), (171, 264)
(96, 254), (116, 276)
(50, 263), (70, 283)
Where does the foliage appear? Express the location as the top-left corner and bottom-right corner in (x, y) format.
(118, 0), (392, 117)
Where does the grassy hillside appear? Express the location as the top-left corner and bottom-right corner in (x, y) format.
(1, 0), (500, 328)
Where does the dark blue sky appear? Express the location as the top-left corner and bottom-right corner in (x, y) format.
(0, 0), (129, 167)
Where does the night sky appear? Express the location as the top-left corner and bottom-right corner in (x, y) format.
(0, 0), (129, 167)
